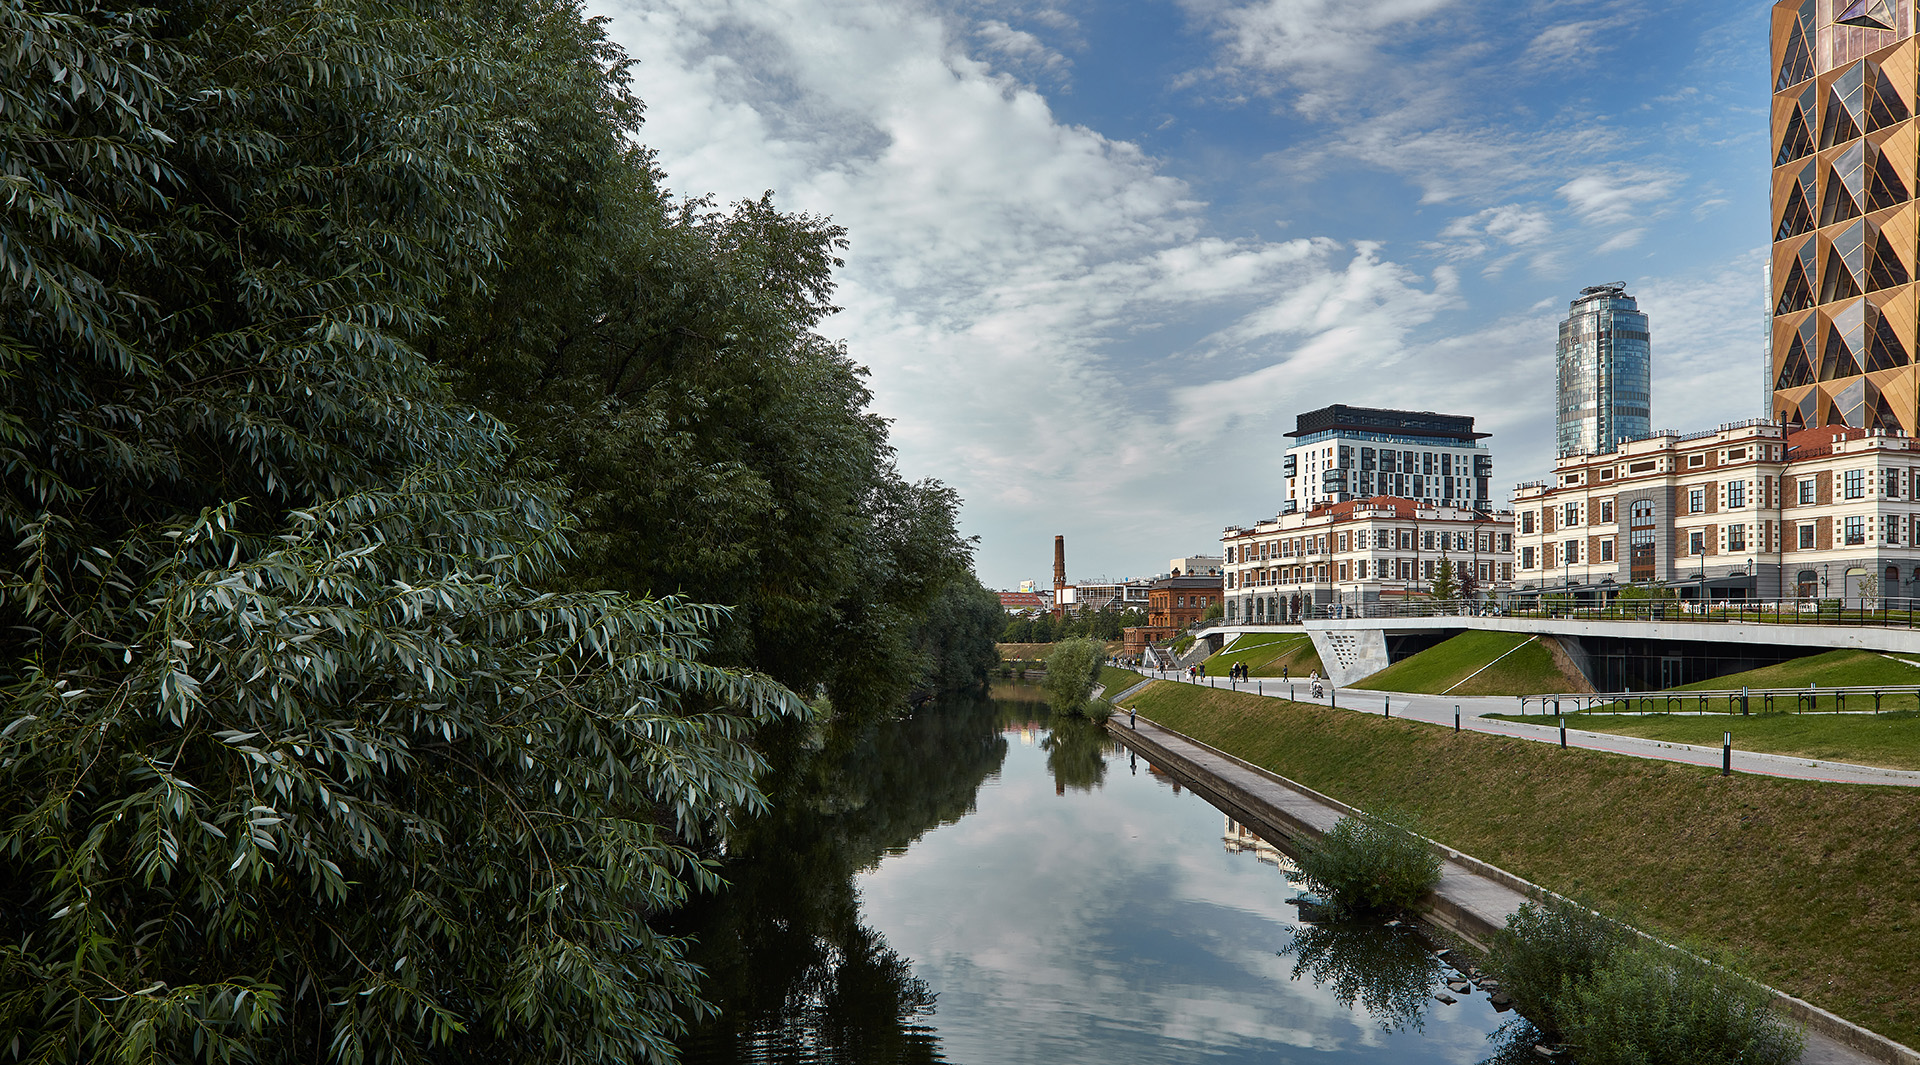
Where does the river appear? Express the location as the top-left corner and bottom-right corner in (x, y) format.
(671, 684), (1517, 1064)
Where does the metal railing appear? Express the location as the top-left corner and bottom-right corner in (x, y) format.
(1519, 683), (1920, 716)
(1220, 597), (1920, 629)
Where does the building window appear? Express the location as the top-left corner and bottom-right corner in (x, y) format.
(1728, 524), (1746, 551)
(1599, 500), (1614, 523)
(1689, 530), (1704, 555)
(1845, 470), (1865, 499)
(1728, 480), (1745, 508)
(1499, 533), (1512, 552)
(1846, 516), (1866, 545)
(1564, 503), (1578, 528)
(1688, 487), (1705, 513)
(1358, 560), (1368, 579)
(1521, 511), (1535, 534)
(1799, 524), (1815, 550)
(1522, 546), (1536, 569)
(1799, 478), (1815, 505)
(1600, 539), (1614, 562)
(1564, 539), (1579, 565)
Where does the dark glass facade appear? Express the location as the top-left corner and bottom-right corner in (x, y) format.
(1555, 284), (1652, 457)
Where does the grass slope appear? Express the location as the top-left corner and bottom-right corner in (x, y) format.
(1254, 639), (1322, 678)
(1480, 711), (1920, 770)
(1203, 633), (1311, 677)
(1099, 665), (1146, 697)
(1673, 648), (1920, 692)
(1114, 681), (1920, 1048)
(1347, 631), (1576, 695)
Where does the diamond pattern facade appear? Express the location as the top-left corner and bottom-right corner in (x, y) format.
(1772, 0), (1920, 435)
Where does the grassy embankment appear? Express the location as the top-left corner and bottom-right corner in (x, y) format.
(1477, 649), (1920, 769)
(1201, 632), (1322, 677)
(1098, 666), (1146, 696)
(1115, 680), (1920, 1048)
(1345, 630), (1583, 696)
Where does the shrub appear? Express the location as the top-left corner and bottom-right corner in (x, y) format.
(1563, 943), (1805, 1065)
(1043, 638), (1104, 717)
(1485, 896), (1630, 1037)
(1293, 811), (1441, 918)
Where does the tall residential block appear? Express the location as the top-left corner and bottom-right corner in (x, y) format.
(1556, 283), (1652, 457)
(1770, 0), (1919, 434)
(1282, 405), (1492, 513)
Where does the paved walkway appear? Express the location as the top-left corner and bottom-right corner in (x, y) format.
(1129, 669), (1920, 787)
(1111, 712), (1912, 1065)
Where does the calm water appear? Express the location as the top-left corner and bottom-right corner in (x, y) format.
(673, 686), (1514, 1064)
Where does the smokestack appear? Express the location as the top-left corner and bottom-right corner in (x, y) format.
(1053, 535), (1067, 619)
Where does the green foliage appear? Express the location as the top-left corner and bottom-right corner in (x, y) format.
(1292, 811), (1441, 919)
(1429, 559), (1458, 601)
(426, 9), (973, 723)
(1615, 583), (1678, 602)
(1486, 897), (1631, 1037)
(1563, 943), (1805, 1065)
(0, 1), (817, 1061)
(910, 578), (1004, 697)
(1042, 638), (1104, 717)
(1201, 600), (1224, 621)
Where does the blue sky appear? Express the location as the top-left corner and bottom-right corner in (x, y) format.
(589, 0), (1775, 590)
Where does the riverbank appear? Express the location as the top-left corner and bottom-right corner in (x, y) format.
(1118, 680), (1920, 1052)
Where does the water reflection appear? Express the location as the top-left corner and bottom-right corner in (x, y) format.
(674, 692), (1017, 1063)
(1282, 920), (1447, 1033)
(677, 686), (1511, 1064)
(1040, 717), (1110, 795)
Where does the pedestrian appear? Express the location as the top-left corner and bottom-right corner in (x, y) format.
(1281, 665), (1289, 681)
(1129, 708), (1136, 729)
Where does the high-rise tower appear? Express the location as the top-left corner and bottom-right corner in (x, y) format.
(1555, 284), (1652, 457)
(1052, 535), (1067, 619)
(1769, 0), (1918, 434)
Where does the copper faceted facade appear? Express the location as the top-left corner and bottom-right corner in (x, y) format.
(1771, 0), (1920, 435)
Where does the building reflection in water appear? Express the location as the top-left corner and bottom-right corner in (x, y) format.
(1221, 816), (1301, 874)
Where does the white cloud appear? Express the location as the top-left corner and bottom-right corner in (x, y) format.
(1558, 173), (1682, 226)
(590, 0), (1766, 584)
(977, 18), (1070, 79)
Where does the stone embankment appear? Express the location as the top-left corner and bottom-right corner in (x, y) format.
(1108, 713), (1920, 1065)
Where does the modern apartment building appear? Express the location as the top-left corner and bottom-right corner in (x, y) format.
(1514, 419), (1920, 601)
(1283, 405), (1494, 514)
(1770, 0), (1919, 435)
(1556, 283), (1652, 457)
(1221, 499), (1515, 622)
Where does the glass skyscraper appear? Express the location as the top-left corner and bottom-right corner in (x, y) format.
(1555, 283), (1652, 457)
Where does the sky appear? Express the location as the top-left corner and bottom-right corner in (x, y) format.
(587, 0), (1774, 590)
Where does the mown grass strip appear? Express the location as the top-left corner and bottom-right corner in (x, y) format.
(1671, 648), (1920, 693)
(1347, 630), (1577, 695)
(1203, 632), (1311, 676)
(1481, 711), (1920, 771)
(1115, 680), (1920, 1049)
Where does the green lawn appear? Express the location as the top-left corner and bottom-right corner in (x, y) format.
(1480, 710), (1920, 770)
(1202, 632), (1319, 677)
(1116, 681), (1920, 1050)
(1574, 649), (1920, 713)
(1098, 665), (1147, 698)
(1346, 630), (1578, 695)
(1673, 648), (1920, 691)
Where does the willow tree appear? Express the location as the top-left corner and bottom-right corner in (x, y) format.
(1, 1), (800, 1061)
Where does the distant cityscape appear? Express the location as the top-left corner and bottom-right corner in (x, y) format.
(1002, 2), (1920, 656)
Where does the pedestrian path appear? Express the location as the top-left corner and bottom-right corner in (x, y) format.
(1123, 668), (1920, 787)
(1110, 713), (1914, 1065)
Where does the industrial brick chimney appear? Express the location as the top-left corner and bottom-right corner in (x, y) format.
(1052, 535), (1067, 619)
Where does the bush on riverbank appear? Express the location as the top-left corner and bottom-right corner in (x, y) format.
(1044, 639), (1106, 719)
(1293, 811), (1440, 919)
(1486, 896), (1627, 1037)
(1561, 940), (1804, 1065)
